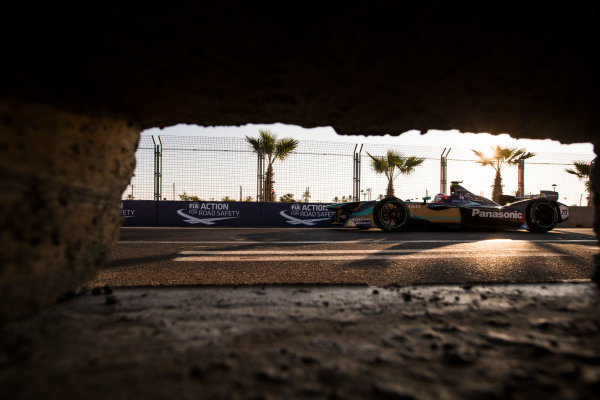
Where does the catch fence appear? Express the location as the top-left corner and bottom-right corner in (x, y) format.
(124, 135), (595, 207)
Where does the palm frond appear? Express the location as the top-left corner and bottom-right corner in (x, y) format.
(473, 145), (534, 169)
(506, 147), (535, 165)
(519, 151), (535, 160)
(400, 156), (425, 174)
(472, 149), (496, 168)
(565, 161), (591, 178)
(472, 149), (495, 167)
(498, 146), (517, 161)
(275, 138), (299, 160)
(565, 161), (592, 193)
(258, 129), (276, 155)
(386, 150), (404, 167)
(367, 152), (390, 175)
(471, 149), (485, 159)
(245, 136), (262, 153)
(565, 168), (583, 178)
(370, 150), (424, 180)
(566, 162), (591, 194)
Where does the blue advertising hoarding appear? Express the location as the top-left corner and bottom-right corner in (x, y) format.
(121, 200), (157, 226)
(156, 201), (262, 227)
(260, 202), (336, 227)
(121, 201), (335, 227)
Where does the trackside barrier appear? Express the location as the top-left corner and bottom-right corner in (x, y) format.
(121, 201), (595, 228)
(558, 206), (594, 228)
(121, 201), (336, 228)
(121, 200), (157, 226)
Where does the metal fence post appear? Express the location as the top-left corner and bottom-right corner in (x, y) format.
(440, 148), (450, 194)
(518, 158), (525, 197)
(152, 136), (162, 201)
(353, 144), (358, 201)
(257, 151), (264, 202)
(353, 144), (362, 201)
(588, 159), (595, 206)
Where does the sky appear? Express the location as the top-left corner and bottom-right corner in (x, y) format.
(142, 123), (593, 154)
(135, 124), (595, 205)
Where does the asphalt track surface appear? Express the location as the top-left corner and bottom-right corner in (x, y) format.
(92, 227), (598, 287)
(9, 227), (600, 399)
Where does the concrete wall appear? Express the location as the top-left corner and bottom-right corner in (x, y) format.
(559, 206), (595, 228)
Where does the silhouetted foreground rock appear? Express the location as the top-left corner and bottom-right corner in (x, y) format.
(1, 283), (599, 399)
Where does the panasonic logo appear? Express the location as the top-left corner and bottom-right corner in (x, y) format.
(472, 209), (522, 219)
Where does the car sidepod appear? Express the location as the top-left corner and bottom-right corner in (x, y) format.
(458, 205), (526, 228)
(406, 203), (462, 224)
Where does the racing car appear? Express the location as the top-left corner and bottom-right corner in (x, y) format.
(326, 181), (569, 232)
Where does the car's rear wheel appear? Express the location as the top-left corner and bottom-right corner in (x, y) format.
(373, 197), (410, 231)
(526, 199), (558, 232)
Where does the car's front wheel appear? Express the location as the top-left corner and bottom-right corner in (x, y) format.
(526, 199), (558, 232)
(373, 197), (410, 231)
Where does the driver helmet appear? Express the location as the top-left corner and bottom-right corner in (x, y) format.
(433, 193), (449, 203)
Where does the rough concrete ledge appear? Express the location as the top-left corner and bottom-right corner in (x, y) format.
(0, 99), (140, 321)
(1, 283), (599, 399)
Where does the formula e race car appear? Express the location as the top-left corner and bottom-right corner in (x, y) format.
(326, 182), (569, 232)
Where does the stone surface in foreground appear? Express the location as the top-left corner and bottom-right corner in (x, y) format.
(1, 283), (599, 400)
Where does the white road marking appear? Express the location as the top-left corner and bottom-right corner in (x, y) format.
(121, 227), (335, 230)
(179, 249), (546, 255)
(173, 253), (566, 262)
(119, 239), (597, 244)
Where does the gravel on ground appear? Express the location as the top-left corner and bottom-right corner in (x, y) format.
(1, 282), (599, 399)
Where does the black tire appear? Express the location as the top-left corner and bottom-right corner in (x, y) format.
(526, 199), (558, 232)
(373, 197), (410, 231)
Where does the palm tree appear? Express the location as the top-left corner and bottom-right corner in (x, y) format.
(472, 145), (535, 203)
(566, 161), (591, 205)
(179, 192), (202, 201)
(246, 130), (298, 202)
(279, 193), (295, 203)
(366, 150), (424, 198)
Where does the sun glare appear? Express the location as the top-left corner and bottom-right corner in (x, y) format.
(480, 239), (515, 244)
(480, 146), (496, 160)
